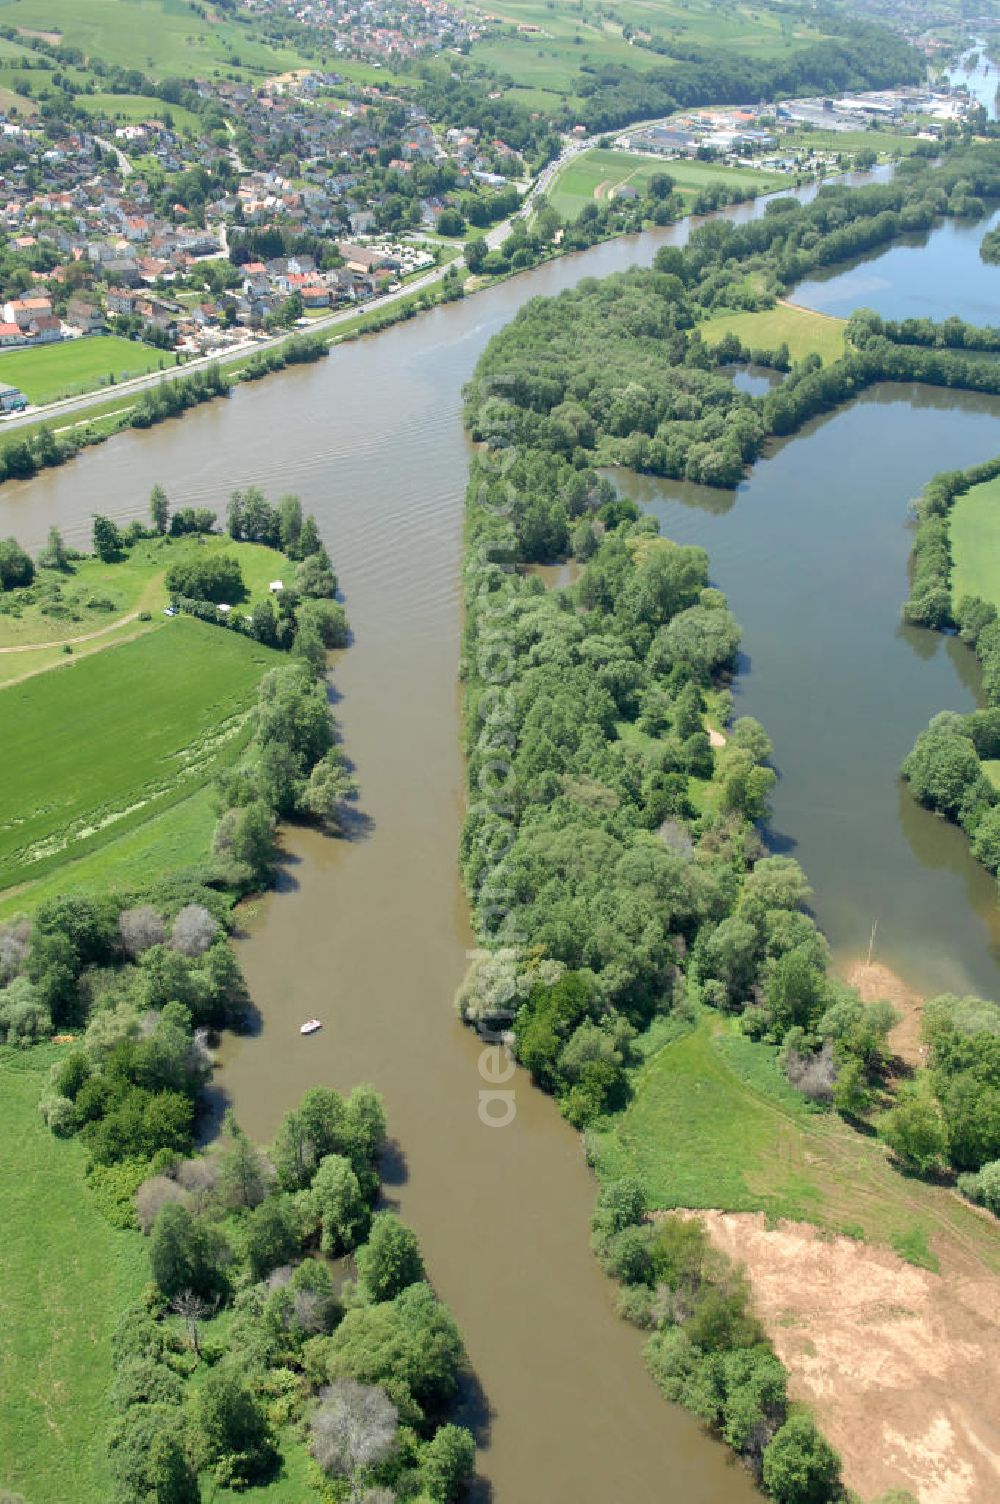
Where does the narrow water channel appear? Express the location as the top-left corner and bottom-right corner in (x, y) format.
(1, 194), (997, 1501)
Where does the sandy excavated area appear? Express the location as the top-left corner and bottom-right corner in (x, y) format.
(846, 959), (927, 1069)
(700, 1211), (1000, 1504)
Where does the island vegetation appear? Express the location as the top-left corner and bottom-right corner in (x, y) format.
(456, 153), (1000, 1493)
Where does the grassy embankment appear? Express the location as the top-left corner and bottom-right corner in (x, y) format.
(0, 335), (169, 404)
(548, 147), (786, 219)
(589, 1012), (1000, 1275)
(0, 1045), (147, 1504)
(698, 303), (848, 364)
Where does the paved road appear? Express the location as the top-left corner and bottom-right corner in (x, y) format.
(0, 138), (588, 436)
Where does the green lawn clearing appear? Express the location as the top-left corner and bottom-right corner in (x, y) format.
(0, 535), (287, 655)
(949, 473), (1000, 609)
(548, 148), (785, 220)
(589, 1013), (1000, 1272)
(0, 1044), (147, 1504)
(0, 335), (169, 405)
(0, 616), (281, 892)
(699, 303), (847, 365)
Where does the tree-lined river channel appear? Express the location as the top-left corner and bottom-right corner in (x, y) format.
(1, 185), (999, 1501)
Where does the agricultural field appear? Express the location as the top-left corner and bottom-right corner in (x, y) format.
(0, 617), (281, 894)
(547, 147), (785, 219)
(0, 1045), (147, 1504)
(699, 303), (848, 364)
(0, 335), (169, 405)
(589, 1013), (1000, 1272)
(468, 0), (823, 102)
(0, 0), (313, 80)
(949, 473), (1000, 608)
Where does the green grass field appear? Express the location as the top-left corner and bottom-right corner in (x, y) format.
(548, 148), (785, 220)
(589, 1014), (1000, 1271)
(699, 304), (847, 365)
(0, 336), (169, 404)
(0, 0), (313, 79)
(949, 474), (1000, 608)
(0, 617), (280, 893)
(0, 1045), (147, 1504)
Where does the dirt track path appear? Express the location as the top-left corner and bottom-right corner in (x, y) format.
(0, 609), (141, 653)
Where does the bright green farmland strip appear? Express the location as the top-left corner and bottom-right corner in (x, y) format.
(950, 474), (1000, 609)
(0, 335), (169, 404)
(0, 785), (220, 917)
(0, 618), (280, 887)
(0, 1045), (146, 1504)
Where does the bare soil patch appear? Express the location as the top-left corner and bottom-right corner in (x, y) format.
(593, 178), (611, 201)
(846, 958), (926, 1069)
(16, 27), (61, 43)
(700, 1211), (1000, 1504)
(708, 726), (727, 749)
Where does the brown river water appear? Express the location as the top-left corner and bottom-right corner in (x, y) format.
(1, 193), (997, 1501)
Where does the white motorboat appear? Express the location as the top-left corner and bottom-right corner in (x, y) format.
(300, 1018), (323, 1035)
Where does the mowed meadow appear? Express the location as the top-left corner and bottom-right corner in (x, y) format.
(0, 618), (280, 897)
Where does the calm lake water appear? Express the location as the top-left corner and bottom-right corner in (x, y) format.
(1, 192), (998, 1501)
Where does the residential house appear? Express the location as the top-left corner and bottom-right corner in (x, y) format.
(3, 297), (52, 328)
(0, 322), (26, 347)
(299, 283), (331, 309)
(66, 298), (106, 333)
(27, 314), (62, 344)
(106, 287), (141, 317)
